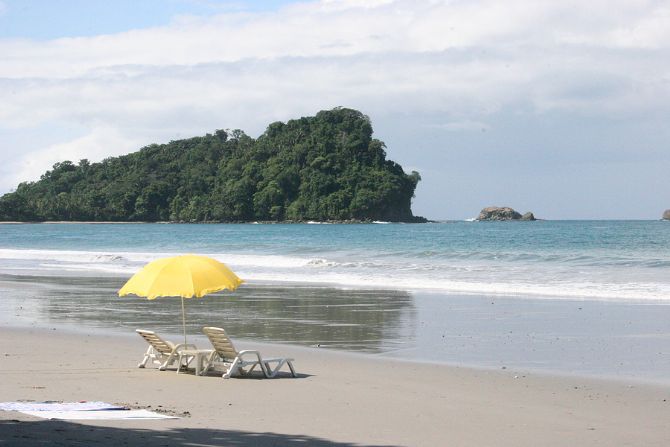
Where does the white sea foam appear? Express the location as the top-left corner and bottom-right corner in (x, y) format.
(239, 271), (670, 302)
(0, 247), (668, 302)
(0, 248), (311, 269)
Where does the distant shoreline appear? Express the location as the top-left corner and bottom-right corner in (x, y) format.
(0, 219), (431, 224)
(0, 221), (146, 224)
(1, 219), (668, 224)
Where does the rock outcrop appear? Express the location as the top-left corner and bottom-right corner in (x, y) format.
(477, 206), (536, 221)
(663, 210), (670, 220)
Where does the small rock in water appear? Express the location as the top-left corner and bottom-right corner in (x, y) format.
(477, 206), (537, 221)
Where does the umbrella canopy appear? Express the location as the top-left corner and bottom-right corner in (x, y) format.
(118, 254), (243, 343)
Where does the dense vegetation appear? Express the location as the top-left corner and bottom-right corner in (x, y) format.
(0, 108), (424, 223)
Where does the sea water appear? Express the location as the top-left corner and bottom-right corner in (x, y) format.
(0, 220), (668, 301)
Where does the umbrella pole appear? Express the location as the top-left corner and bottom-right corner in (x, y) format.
(181, 296), (187, 345)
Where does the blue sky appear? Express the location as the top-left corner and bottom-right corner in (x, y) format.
(0, 0), (294, 39)
(1, 0), (669, 219)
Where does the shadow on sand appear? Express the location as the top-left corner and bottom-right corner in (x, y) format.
(0, 419), (401, 447)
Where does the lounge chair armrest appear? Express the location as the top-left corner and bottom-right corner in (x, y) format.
(237, 350), (263, 361)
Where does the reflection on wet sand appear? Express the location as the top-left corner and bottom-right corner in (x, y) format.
(3, 274), (670, 382)
(1, 274), (417, 353)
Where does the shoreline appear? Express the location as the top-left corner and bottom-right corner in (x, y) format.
(1, 219), (668, 224)
(0, 218), (434, 225)
(1, 325), (669, 446)
(2, 263), (669, 303)
(2, 273), (670, 385)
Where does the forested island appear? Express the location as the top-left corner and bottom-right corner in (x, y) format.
(0, 108), (424, 223)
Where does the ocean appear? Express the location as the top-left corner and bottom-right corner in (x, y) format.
(1, 221), (669, 383)
(0, 220), (668, 301)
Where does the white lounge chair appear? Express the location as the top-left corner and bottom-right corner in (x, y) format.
(201, 326), (297, 379)
(135, 329), (197, 371)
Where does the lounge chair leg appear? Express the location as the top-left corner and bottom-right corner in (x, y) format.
(176, 354), (195, 373)
(287, 360), (297, 377)
(200, 352), (216, 376)
(138, 346), (153, 368)
(245, 362), (260, 376)
(263, 361), (273, 378)
(223, 358), (241, 379)
(138, 355), (148, 368)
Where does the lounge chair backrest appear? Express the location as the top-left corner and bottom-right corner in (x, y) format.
(136, 329), (174, 355)
(203, 327), (238, 360)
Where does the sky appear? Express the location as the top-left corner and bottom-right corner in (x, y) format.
(1, 0), (669, 220)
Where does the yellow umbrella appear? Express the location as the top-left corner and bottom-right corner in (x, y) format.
(118, 254), (243, 343)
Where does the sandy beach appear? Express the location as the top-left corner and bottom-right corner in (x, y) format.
(1, 326), (669, 447)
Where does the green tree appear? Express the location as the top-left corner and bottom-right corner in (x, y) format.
(0, 108), (424, 223)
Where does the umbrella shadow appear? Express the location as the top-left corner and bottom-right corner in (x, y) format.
(0, 419), (401, 447)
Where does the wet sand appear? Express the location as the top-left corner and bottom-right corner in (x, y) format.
(1, 326), (669, 447)
(2, 273), (670, 383)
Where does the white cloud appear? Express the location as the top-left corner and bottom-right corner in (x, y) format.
(2, 0), (668, 79)
(0, 0), (669, 196)
(3, 127), (142, 191)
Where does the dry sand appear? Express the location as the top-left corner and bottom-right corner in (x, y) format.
(1, 326), (669, 447)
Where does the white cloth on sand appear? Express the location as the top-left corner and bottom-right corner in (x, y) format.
(0, 401), (177, 420)
(21, 409), (178, 420)
(0, 401), (124, 412)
